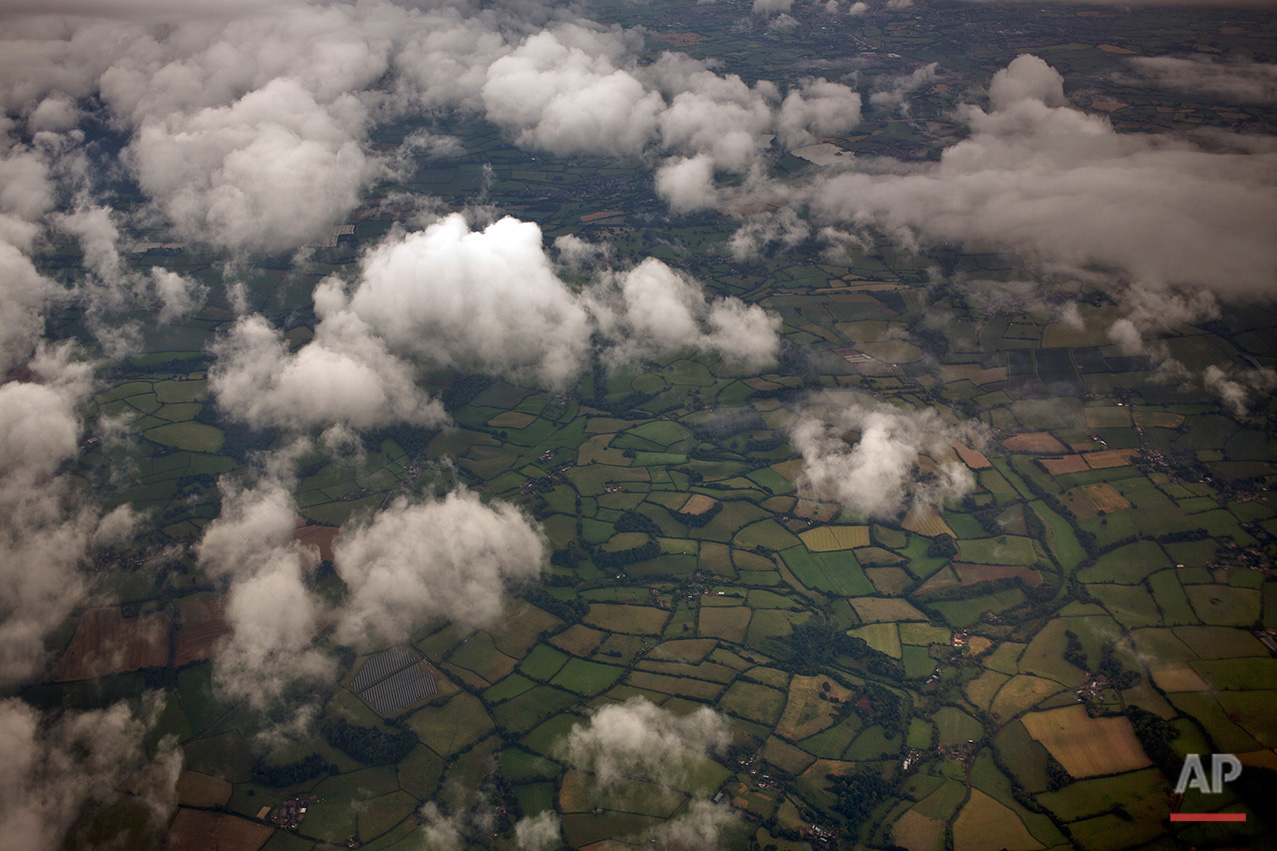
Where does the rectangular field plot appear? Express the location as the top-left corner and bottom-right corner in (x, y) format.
(54, 606), (170, 681)
(780, 546), (873, 596)
(161, 808), (273, 851)
(957, 536), (1038, 566)
(1021, 705), (1152, 778)
(798, 525), (870, 551)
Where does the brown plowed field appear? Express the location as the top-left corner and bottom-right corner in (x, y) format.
(293, 523), (339, 562)
(54, 607), (170, 681)
(1002, 432), (1067, 454)
(174, 596), (231, 666)
(160, 808), (272, 851)
(1042, 455), (1089, 476)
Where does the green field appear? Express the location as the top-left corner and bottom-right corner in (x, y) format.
(550, 658), (627, 695)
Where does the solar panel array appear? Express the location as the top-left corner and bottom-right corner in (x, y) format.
(351, 645), (419, 692)
(351, 646), (438, 716)
(360, 663), (438, 716)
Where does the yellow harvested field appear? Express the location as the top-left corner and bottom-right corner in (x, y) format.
(776, 674), (855, 741)
(490, 601), (563, 658)
(901, 506), (953, 538)
(1022, 705), (1153, 778)
(1090, 100), (1127, 112)
(1134, 410), (1185, 429)
(968, 636), (993, 656)
(1002, 432), (1068, 454)
(939, 364), (1007, 385)
(577, 434), (628, 466)
(1150, 664), (1210, 693)
(860, 340), (922, 364)
(744, 377), (781, 391)
(850, 597), (928, 623)
(866, 567), (911, 594)
(559, 769), (595, 813)
(1085, 406), (1131, 429)
(1042, 455), (1090, 476)
(680, 494), (719, 516)
(991, 675), (1064, 720)
(626, 670), (726, 701)
(487, 411), (538, 429)
(698, 606), (752, 643)
(953, 789), (1043, 851)
(582, 604), (670, 635)
(1099, 43), (1138, 53)
(550, 624), (607, 656)
(579, 210), (625, 223)
(1085, 448), (1138, 469)
(964, 670), (1009, 711)
(771, 459), (805, 482)
(762, 736), (817, 775)
(893, 810), (946, 851)
(951, 442), (992, 470)
(799, 759), (857, 787)
(799, 525), (871, 551)
(793, 499), (840, 522)
(1079, 483), (1131, 513)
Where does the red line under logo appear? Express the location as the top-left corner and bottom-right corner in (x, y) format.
(1170, 813), (1246, 822)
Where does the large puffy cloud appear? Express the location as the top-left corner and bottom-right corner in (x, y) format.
(562, 697), (730, 788)
(0, 241), (54, 374)
(209, 279), (444, 432)
(789, 392), (981, 520)
(648, 800), (739, 851)
(1125, 56), (1277, 104)
(0, 143), (57, 372)
(654, 62), (777, 171)
(347, 213), (780, 384)
(480, 25), (861, 177)
(0, 1), (412, 252)
(333, 488), (547, 648)
(869, 62), (938, 115)
(127, 79), (378, 252)
(0, 0), (865, 246)
(0, 696), (176, 851)
(588, 257), (781, 372)
(728, 206), (811, 259)
(1202, 364), (1277, 417)
(210, 213), (781, 433)
(654, 154), (719, 213)
(776, 77), (864, 149)
(560, 698), (736, 846)
(813, 55), (1277, 329)
(481, 26), (663, 158)
(348, 214), (594, 389)
(195, 473), (333, 708)
(514, 811), (562, 851)
(0, 350), (140, 686)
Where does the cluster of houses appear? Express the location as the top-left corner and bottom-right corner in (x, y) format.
(261, 794), (316, 830)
